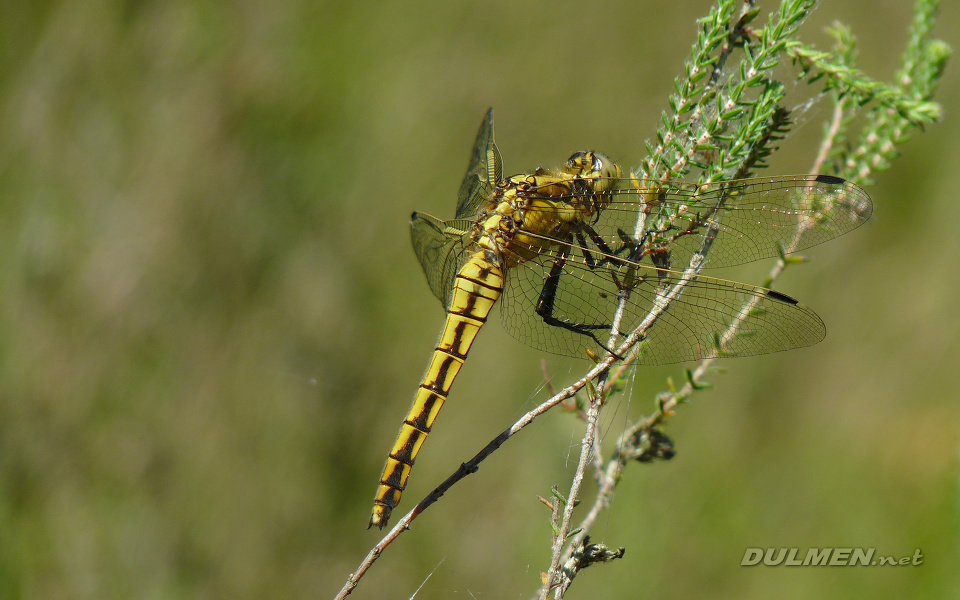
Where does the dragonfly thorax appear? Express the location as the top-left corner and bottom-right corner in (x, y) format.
(470, 152), (622, 269)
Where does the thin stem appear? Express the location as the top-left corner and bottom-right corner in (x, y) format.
(548, 243), (714, 580)
(810, 100), (847, 176)
(336, 347), (623, 599)
(538, 394), (603, 600)
(567, 195), (815, 549)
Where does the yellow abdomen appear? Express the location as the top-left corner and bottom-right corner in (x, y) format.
(369, 251), (504, 529)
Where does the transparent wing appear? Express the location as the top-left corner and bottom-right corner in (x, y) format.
(500, 247), (825, 364)
(524, 174), (872, 271)
(455, 108), (503, 219)
(496, 174), (871, 362)
(409, 212), (474, 307)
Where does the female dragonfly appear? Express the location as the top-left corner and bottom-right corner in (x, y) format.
(369, 108), (871, 529)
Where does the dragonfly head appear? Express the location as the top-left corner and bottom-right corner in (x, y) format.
(564, 151), (621, 193)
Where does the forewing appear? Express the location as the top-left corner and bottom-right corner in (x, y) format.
(538, 175), (872, 272)
(455, 108), (503, 219)
(499, 246), (825, 365)
(410, 212), (473, 307)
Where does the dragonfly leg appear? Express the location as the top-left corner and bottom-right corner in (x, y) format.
(535, 249), (619, 355)
(576, 223), (655, 271)
(575, 223), (629, 269)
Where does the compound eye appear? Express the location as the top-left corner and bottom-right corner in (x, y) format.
(592, 152), (622, 180)
(567, 151), (586, 171)
(564, 151), (591, 174)
(591, 154), (604, 172)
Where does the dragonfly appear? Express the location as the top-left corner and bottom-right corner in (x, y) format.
(369, 108), (872, 529)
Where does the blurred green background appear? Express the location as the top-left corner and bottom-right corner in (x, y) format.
(1, 1), (958, 598)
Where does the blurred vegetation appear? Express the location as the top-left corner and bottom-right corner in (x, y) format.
(0, 1), (957, 599)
